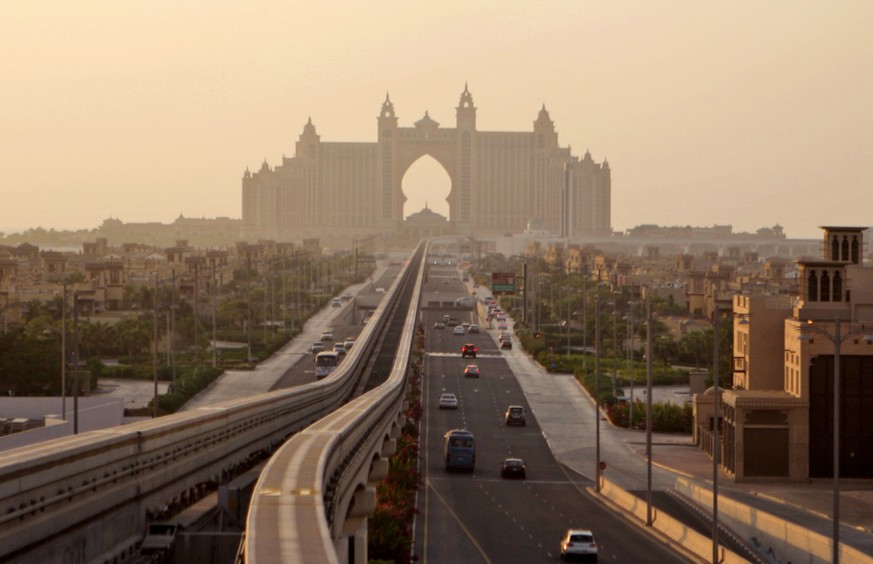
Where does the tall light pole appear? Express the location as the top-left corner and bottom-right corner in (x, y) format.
(211, 260), (218, 368)
(61, 281), (67, 420)
(582, 274), (587, 372)
(628, 301), (635, 429)
(609, 300), (618, 398)
(72, 290), (80, 434)
(645, 292), (654, 526)
(801, 318), (873, 564)
(594, 290), (602, 492)
(712, 305), (721, 564)
(152, 273), (159, 419)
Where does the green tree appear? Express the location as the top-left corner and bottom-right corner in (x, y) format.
(654, 335), (681, 374)
(681, 329), (711, 368)
(113, 318), (150, 357)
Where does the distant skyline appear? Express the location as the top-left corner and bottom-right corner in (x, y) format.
(3, 1), (872, 239)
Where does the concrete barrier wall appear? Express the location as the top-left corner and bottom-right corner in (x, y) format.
(675, 477), (870, 564)
(599, 478), (747, 564)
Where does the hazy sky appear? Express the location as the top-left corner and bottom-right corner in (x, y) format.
(3, 1), (872, 239)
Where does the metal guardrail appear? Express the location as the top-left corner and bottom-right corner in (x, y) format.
(0, 243), (425, 564)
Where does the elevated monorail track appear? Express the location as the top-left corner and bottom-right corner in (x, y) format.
(0, 242), (427, 564)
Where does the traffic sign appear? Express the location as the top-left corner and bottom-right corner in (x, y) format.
(491, 272), (516, 295)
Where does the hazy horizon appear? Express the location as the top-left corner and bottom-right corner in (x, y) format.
(4, 1), (872, 239)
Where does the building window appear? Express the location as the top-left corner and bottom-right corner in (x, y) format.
(852, 236), (860, 264)
(820, 271), (830, 302)
(807, 270), (818, 302)
(832, 236), (840, 261)
(833, 272), (842, 302)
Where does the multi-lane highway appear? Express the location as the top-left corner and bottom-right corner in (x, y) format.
(414, 263), (687, 563)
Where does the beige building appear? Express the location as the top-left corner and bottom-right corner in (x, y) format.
(696, 226), (873, 480)
(242, 86), (611, 244)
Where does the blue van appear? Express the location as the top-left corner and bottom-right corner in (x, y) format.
(443, 429), (476, 471)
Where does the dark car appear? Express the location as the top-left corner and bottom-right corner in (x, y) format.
(501, 339), (512, 350)
(505, 405), (526, 426)
(501, 458), (526, 479)
(461, 344), (478, 358)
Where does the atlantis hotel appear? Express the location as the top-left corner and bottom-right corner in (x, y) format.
(241, 86), (611, 244)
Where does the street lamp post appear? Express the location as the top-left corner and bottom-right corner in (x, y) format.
(627, 301), (635, 429)
(712, 306), (721, 564)
(582, 275), (587, 372)
(801, 318), (873, 564)
(71, 291), (80, 434)
(61, 282), (67, 420)
(152, 273), (159, 419)
(645, 293), (654, 526)
(594, 291), (602, 492)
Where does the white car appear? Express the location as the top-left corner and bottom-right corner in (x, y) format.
(438, 393), (459, 409)
(320, 330), (334, 341)
(452, 326), (466, 336)
(560, 529), (598, 561)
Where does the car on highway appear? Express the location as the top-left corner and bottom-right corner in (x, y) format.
(500, 458), (526, 479)
(452, 326), (466, 336)
(461, 344), (477, 358)
(447, 317), (460, 327)
(560, 529), (598, 562)
(469, 324), (480, 334)
(333, 343), (346, 356)
(498, 331), (510, 342)
(505, 405), (526, 426)
(497, 322), (508, 331)
(434, 321), (446, 330)
(501, 339), (512, 350)
(463, 364), (479, 378)
(331, 298), (342, 307)
(438, 393), (459, 409)
(311, 342), (325, 354)
(320, 330), (334, 341)
(344, 338), (355, 350)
